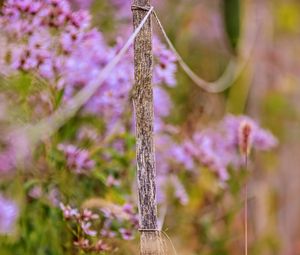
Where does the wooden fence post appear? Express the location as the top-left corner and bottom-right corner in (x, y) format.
(132, 1), (166, 254)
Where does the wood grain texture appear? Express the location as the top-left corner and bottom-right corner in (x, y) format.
(132, 0), (167, 254)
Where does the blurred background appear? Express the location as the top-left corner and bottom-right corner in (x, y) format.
(0, 0), (300, 254)
(153, 0), (300, 254)
(157, 0), (300, 254)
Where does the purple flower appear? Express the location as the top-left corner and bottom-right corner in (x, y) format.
(170, 175), (189, 205)
(119, 228), (134, 240)
(81, 221), (97, 236)
(81, 208), (99, 221)
(0, 0), (178, 134)
(153, 87), (172, 117)
(222, 114), (278, 153)
(100, 228), (116, 238)
(170, 143), (195, 171)
(70, 0), (93, 10)
(106, 175), (121, 187)
(159, 115), (278, 184)
(0, 196), (19, 234)
(216, 166), (229, 182)
(153, 62), (177, 87)
(60, 203), (79, 220)
(58, 144), (95, 174)
(48, 188), (60, 206)
(122, 203), (134, 215)
(156, 175), (189, 205)
(194, 115), (277, 180)
(100, 208), (113, 219)
(253, 128), (278, 150)
(0, 128), (31, 175)
(156, 175), (167, 204)
(153, 37), (177, 87)
(28, 186), (43, 199)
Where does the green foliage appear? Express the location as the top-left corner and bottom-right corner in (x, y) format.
(223, 0), (241, 53)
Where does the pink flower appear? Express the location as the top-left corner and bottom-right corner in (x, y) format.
(73, 238), (90, 250)
(93, 240), (111, 252)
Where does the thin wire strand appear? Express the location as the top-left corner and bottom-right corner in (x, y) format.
(161, 230), (178, 255)
(138, 229), (178, 255)
(152, 10), (253, 93)
(27, 7), (154, 142)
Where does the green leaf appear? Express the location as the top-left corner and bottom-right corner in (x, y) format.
(223, 0), (240, 52)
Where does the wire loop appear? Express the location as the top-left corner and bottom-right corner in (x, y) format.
(131, 5), (152, 12)
(138, 228), (160, 232)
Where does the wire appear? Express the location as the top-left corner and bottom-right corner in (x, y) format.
(153, 10), (253, 93)
(28, 7), (154, 142)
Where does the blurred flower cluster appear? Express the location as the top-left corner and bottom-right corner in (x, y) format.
(60, 202), (138, 252)
(173, 115), (277, 182)
(0, 0), (177, 126)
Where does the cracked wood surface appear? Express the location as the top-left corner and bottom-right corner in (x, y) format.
(132, 0), (167, 254)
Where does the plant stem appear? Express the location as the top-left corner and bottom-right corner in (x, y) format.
(244, 156), (248, 255)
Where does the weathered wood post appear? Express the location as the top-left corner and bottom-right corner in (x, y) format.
(132, 1), (166, 254)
